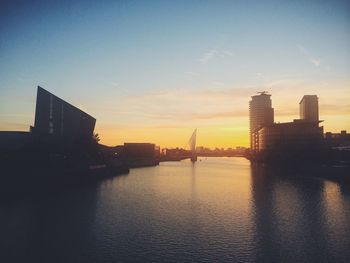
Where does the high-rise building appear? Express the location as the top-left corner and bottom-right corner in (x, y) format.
(251, 94), (323, 153)
(249, 92), (274, 151)
(299, 95), (319, 122)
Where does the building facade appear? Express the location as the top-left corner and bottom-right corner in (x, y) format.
(249, 92), (274, 152)
(32, 86), (96, 141)
(299, 95), (319, 122)
(257, 120), (323, 151)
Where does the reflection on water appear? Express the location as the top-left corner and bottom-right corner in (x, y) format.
(250, 165), (350, 262)
(0, 157), (349, 262)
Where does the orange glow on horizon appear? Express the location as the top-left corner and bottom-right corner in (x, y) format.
(97, 125), (250, 149)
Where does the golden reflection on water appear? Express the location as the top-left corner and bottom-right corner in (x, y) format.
(2, 157), (350, 262)
(122, 157), (256, 251)
(323, 181), (349, 237)
(95, 157), (350, 262)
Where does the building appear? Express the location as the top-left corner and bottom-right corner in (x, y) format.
(122, 143), (159, 167)
(250, 94), (323, 153)
(32, 86), (96, 141)
(0, 131), (32, 150)
(0, 86), (96, 151)
(249, 92), (274, 152)
(325, 130), (350, 150)
(256, 120), (323, 151)
(299, 95), (319, 122)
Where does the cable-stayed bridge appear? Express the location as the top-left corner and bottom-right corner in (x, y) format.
(161, 129), (198, 162)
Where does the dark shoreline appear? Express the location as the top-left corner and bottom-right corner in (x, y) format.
(0, 164), (130, 203)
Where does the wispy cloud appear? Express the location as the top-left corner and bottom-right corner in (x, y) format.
(221, 50), (233, 57)
(191, 110), (247, 120)
(297, 44), (321, 67)
(104, 81), (119, 88)
(184, 71), (199, 76)
(110, 87), (256, 123)
(109, 109), (248, 121)
(89, 77), (350, 132)
(198, 49), (234, 64)
(212, 81), (225, 87)
(320, 103), (350, 115)
(255, 72), (271, 82)
(199, 49), (218, 64)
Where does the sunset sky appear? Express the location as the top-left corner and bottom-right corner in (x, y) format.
(1, 0), (349, 148)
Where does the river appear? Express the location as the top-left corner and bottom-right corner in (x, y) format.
(1, 157), (349, 262)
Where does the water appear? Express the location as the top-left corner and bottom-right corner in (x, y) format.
(1, 157), (350, 262)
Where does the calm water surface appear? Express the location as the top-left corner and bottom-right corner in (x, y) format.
(1, 157), (350, 262)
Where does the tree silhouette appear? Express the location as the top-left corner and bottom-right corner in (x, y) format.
(92, 132), (100, 143)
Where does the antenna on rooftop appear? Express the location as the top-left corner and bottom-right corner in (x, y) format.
(257, 91), (269, 95)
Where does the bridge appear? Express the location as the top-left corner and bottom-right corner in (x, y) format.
(161, 129), (198, 162)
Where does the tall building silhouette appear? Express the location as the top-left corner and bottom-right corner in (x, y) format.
(300, 95), (319, 122)
(249, 92), (274, 151)
(250, 93), (323, 153)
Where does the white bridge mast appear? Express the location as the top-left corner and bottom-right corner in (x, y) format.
(188, 129), (197, 162)
(188, 128), (197, 153)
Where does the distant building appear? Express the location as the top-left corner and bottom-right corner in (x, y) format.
(325, 130), (350, 150)
(249, 92), (274, 152)
(164, 147), (192, 157)
(122, 143), (159, 167)
(32, 86), (96, 141)
(299, 95), (319, 122)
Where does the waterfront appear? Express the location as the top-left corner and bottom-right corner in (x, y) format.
(1, 157), (350, 262)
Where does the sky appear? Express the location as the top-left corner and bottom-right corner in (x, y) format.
(1, 0), (350, 148)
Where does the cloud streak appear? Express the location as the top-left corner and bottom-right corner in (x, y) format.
(78, 77), (350, 143)
(199, 49), (218, 64)
(198, 49), (233, 64)
(184, 71), (199, 76)
(297, 44), (321, 67)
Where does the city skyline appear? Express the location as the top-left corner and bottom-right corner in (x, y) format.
(1, 1), (350, 148)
